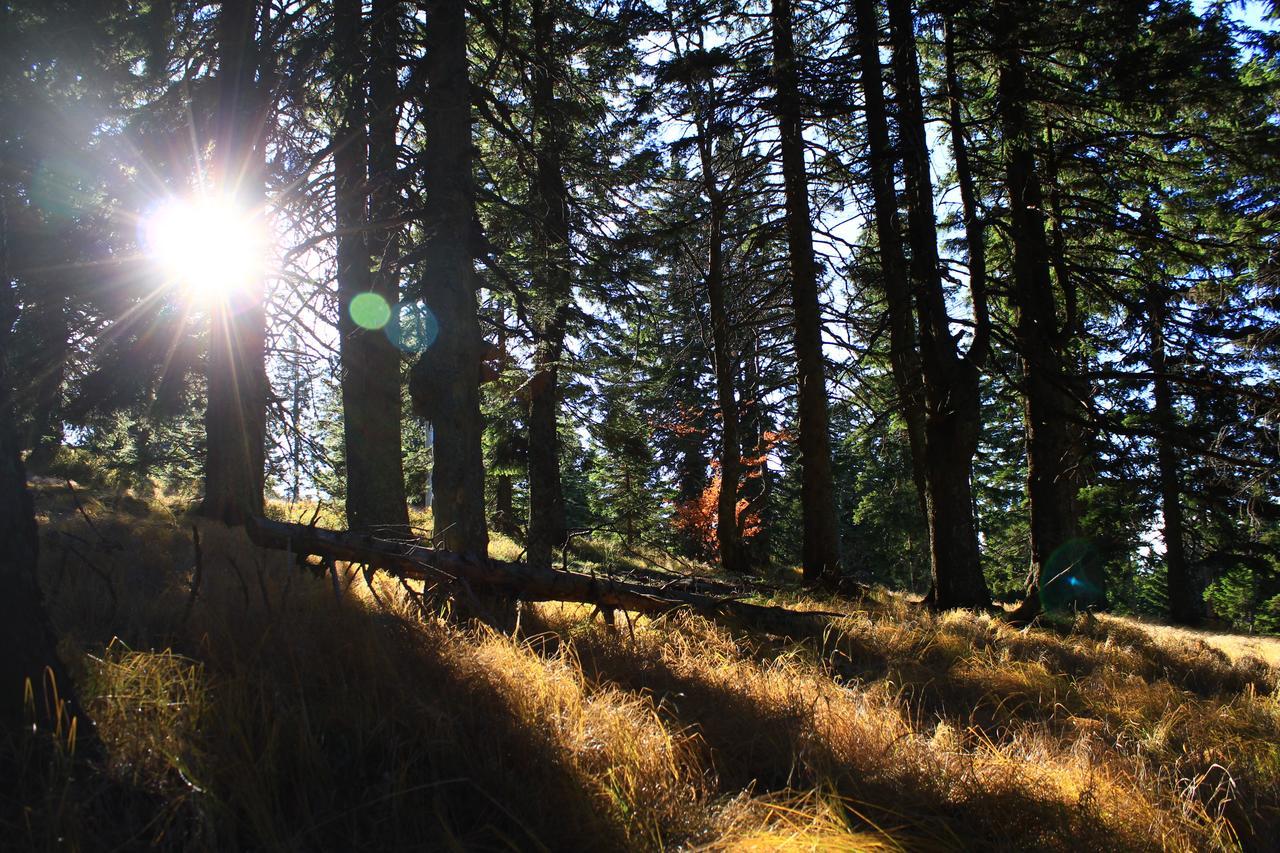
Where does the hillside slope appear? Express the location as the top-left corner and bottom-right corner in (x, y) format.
(5, 483), (1279, 851)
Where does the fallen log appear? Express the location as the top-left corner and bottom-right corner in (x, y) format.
(246, 516), (842, 639)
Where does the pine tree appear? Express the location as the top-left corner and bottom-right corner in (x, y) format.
(333, 0), (410, 532)
(770, 0), (842, 584)
(201, 0), (269, 525)
(407, 0), (489, 555)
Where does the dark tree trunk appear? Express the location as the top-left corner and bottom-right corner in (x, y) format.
(740, 340), (772, 565)
(942, 15), (989, 367)
(526, 0), (569, 571)
(681, 61), (748, 574)
(494, 472), (515, 534)
(705, 199), (747, 574)
(249, 514), (842, 639)
(885, 0), (989, 609)
(996, 15), (1081, 615)
(852, 0), (927, 521)
(674, 371), (710, 558)
(23, 270), (66, 469)
(201, 0), (267, 526)
(409, 0), (488, 556)
(335, 0), (410, 533)
(367, 0), (411, 527)
(1148, 281), (1196, 623)
(770, 0), (842, 584)
(623, 465), (634, 547)
(668, 20), (748, 572)
(0, 200), (92, 746)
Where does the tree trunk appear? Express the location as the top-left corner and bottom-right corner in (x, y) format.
(741, 339), (772, 565)
(669, 21), (748, 573)
(705, 198), (747, 574)
(852, 0), (927, 522)
(673, 356), (710, 558)
(335, 0), (410, 533)
(996, 15), (1081, 615)
(23, 267), (67, 469)
(201, 0), (267, 526)
(681, 61), (748, 575)
(770, 0), (842, 584)
(0, 198), (92, 746)
(247, 515), (842, 639)
(408, 0), (488, 556)
(526, 0), (569, 571)
(942, 15), (989, 367)
(494, 472), (515, 533)
(1148, 280), (1196, 623)
(885, 0), (989, 609)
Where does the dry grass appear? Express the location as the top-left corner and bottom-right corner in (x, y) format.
(1119, 615), (1280, 667)
(5, 485), (1280, 851)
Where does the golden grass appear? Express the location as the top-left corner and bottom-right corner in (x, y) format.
(1120, 615), (1280, 667)
(5, 485), (1279, 851)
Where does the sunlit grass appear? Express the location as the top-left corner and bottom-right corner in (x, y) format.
(7, 483), (1280, 850)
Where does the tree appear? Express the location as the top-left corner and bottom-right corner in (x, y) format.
(0, 199), (91, 744)
(989, 2), (1085, 617)
(524, 0), (572, 571)
(852, 0), (991, 608)
(770, 0), (842, 584)
(408, 0), (488, 555)
(850, 0), (927, 523)
(201, 0), (270, 525)
(334, 0), (410, 532)
(655, 14), (752, 574)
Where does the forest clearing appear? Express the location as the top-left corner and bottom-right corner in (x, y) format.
(2, 0), (1279, 849)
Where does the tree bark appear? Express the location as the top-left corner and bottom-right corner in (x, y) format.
(1148, 279), (1197, 623)
(995, 12), (1082, 616)
(368, 0), (412, 526)
(705, 196), (747, 574)
(885, 0), (989, 609)
(678, 50), (748, 575)
(408, 0), (488, 556)
(494, 472), (515, 533)
(336, 0), (410, 533)
(666, 18), (747, 572)
(740, 338), (772, 565)
(0, 196), (93, 747)
(201, 0), (267, 526)
(526, 0), (570, 571)
(770, 0), (842, 584)
(22, 263), (67, 469)
(851, 0), (928, 521)
(942, 15), (989, 367)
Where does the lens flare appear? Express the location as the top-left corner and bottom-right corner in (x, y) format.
(386, 301), (439, 352)
(350, 292), (392, 330)
(143, 196), (263, 302)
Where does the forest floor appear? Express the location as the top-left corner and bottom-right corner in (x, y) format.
(5, 479), (1280, 851)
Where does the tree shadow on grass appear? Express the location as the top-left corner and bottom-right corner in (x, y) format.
(31, 522), (656, 852)
(548, 619), (1148, 853)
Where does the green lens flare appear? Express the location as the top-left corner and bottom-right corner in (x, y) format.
(350, 292), (392, 330)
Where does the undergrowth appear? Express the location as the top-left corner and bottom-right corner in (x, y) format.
(4, 483), (1279, 851)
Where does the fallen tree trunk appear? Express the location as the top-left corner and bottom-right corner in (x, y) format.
(246, 516), (841, 638)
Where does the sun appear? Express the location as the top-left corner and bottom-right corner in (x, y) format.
(142, 196), (264, 302)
